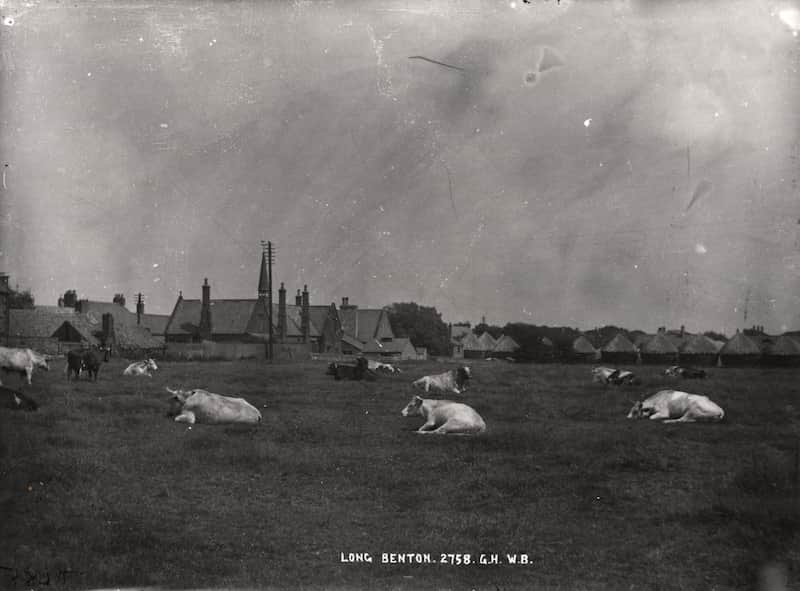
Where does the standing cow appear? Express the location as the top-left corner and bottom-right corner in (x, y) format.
(0, 346), (50, 385)
(66, 349), (102, 381)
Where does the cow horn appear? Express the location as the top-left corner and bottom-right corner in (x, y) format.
(166, 387), (178, 394)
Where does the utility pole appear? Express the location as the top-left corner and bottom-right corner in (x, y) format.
(261, 240), (275, 361)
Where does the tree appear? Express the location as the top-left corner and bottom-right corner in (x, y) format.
(386, 302), (451, 357)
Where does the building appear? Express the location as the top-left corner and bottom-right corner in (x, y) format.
(0, 273), (10, 344)
(638, 330), (679, 365)
(678, 334), (721, 366)
(600, 333), (639, 365)
(718, 330), (762, 367)
(571, 334), (600, 362)
(490, 334), (520, 359)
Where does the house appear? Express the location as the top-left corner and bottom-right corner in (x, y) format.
(363, 337), (420, 361)
(0, 273), (10, 344)
(490, 334), (520, 359)
(6, 306), (100, 353)
(600, 333), (639, 364)
(718, 330), (762, 367)
(678, 334), (721, 366)
(762, 334), (800, 367)
(638, 330), (679, 365)
(571, 334), (600, 362)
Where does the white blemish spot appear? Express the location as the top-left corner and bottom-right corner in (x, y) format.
(713, 112), (719, 118)
(139, 37), (144, 42)
(87, 72), (92, 77)
(152, 263), (159, 268)
(2, 16), (14, 26)
(584, 118), (592, 127)
(153, 277), (161, 283)
(160, 123), (168, 128)
(634, 264), (639, 269)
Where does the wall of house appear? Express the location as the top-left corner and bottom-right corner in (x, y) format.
(5, 336), (61, 354)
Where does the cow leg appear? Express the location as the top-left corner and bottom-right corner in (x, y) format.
(25, 368), (33, 385)
(662, 414), (696, 424)
(648, 410), (672, 421)
(416, 421), (438, 433)
(174, 411), (196, 424)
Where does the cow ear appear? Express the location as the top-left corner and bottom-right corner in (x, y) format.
(414, 395), (423, 402)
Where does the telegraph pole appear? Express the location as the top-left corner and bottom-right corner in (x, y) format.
(261, 240), (275, 360)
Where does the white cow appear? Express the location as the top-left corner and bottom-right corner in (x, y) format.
(166, 387), (262, 425)
(0, 346), (50, 385)
(123, 358), (158, 377)
(401, 395), (486, 435)
(627, 389), (725, 423)
(367, 359), (401, 374)
(592, 366), (638, 385)
(412, 366), (471, 395)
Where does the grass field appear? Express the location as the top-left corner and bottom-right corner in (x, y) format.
(2, 358), (799, 590)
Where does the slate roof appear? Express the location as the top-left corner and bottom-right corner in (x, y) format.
(339, 308), (390, 343)
(363, 337), (413, 354)
(9, 307), (100, 345)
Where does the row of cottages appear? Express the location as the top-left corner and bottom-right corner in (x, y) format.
(163, 252), (426, 361)
(571, 326), (800, 367)
(449, 324), (520, 359)
(0, 274), (167, 356)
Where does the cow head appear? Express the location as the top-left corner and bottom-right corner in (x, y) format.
(401, 395), (424, 417)
(626, 401), (654, 419)
(146, 359), (158, 371)
(456, 366), (471, 387)
(30, 351), (50, 371)
(165, 387), (190, 415)
(663, 366), (679, 377)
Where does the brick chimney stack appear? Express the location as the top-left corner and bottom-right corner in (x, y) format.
(295, 289), (302, 307)
(199, 278), (212, 340)
(136, 293), (144, 325)
(278, 282), (287, 341)
(301, 284), (309, 343)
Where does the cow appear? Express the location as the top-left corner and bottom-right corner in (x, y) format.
(627, 389), (725, 423)
(326, 357), (375, 381)
(165, 387), (262, 425)
(0, 385), (38, 411)
(664, 365), (707, 379)
(123, 358), (158, 377)
(0, 346), (50, 386)
(412, 366), (471, 395)
(592, 366), (639, 385)
(66, 349), (85, 381)
(81, 350), (102, 381)
(401, 395), (486, 435)
(367, 359), (401, 374)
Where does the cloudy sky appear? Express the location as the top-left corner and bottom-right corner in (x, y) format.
(0, 0), (798, 334)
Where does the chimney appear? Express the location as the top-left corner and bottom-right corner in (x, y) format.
(0, 273), (8, 291)
(680, 325), (685, 337)
(295, 289), (302, 307)
(136, 293), (144, 325)
(301, 284), (309, 343)
(342, 296), (348, 307)
(340, 297), (356, 311)
(102, 313), (114, 343)
(63, 289), (78, 308)
(199, 278), (212, 340)
(278, 282), (286, 341)
(113, 293), (126, 308)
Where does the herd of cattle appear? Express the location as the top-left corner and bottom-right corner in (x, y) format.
(0, 344), (726, 431)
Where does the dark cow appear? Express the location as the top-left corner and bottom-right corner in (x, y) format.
(326, 357), (374, 381)
(1, 385), (38, 411)
(664, 365), (707, 379)
(67, 349), (102, 381)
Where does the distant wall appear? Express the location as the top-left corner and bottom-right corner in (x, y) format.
(165, 342), (266, 360)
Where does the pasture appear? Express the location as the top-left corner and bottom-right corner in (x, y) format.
(1, 359), (799, 590)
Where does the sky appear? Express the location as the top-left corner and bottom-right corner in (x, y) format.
(0, 0), (798, 335)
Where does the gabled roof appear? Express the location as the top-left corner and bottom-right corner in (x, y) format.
(114, 322), (164, 349)
(601, 333), (637, 352)
(640, 333), (679, 354)
(307, 305), (336, 337)
(166, 298), (201, 336)
(572, 335), (598, 353)
(764, 335), (800, 356)
(460, 332), (483, 351)
(363, 337), (413, 354)
(138, 314), (170, 336)
(679, 334), (721, 354)
(477, 332), (497, 349)
(492, 334), (520, 352)
(339, 308), (389, 343)
(341, 334), (363, 349)
(632, 333), (653, 348)
(719, 332), (762, 355)
(9, 307), (101, 345)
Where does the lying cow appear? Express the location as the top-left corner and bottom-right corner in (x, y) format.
(401, 395), (486, 435)
(367, 359), (401, 374)
(123, 358), (158, 377)
(412, 366), (471, 395)
(326, 357), (375, 381)
(664, 365), (707, 379)
(627, 389), (725, 423)
(0, 385), (38, 411)
(165, 387), (262, 425)
(592, 366), (639, 386)
(0, 346), (50, 385)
